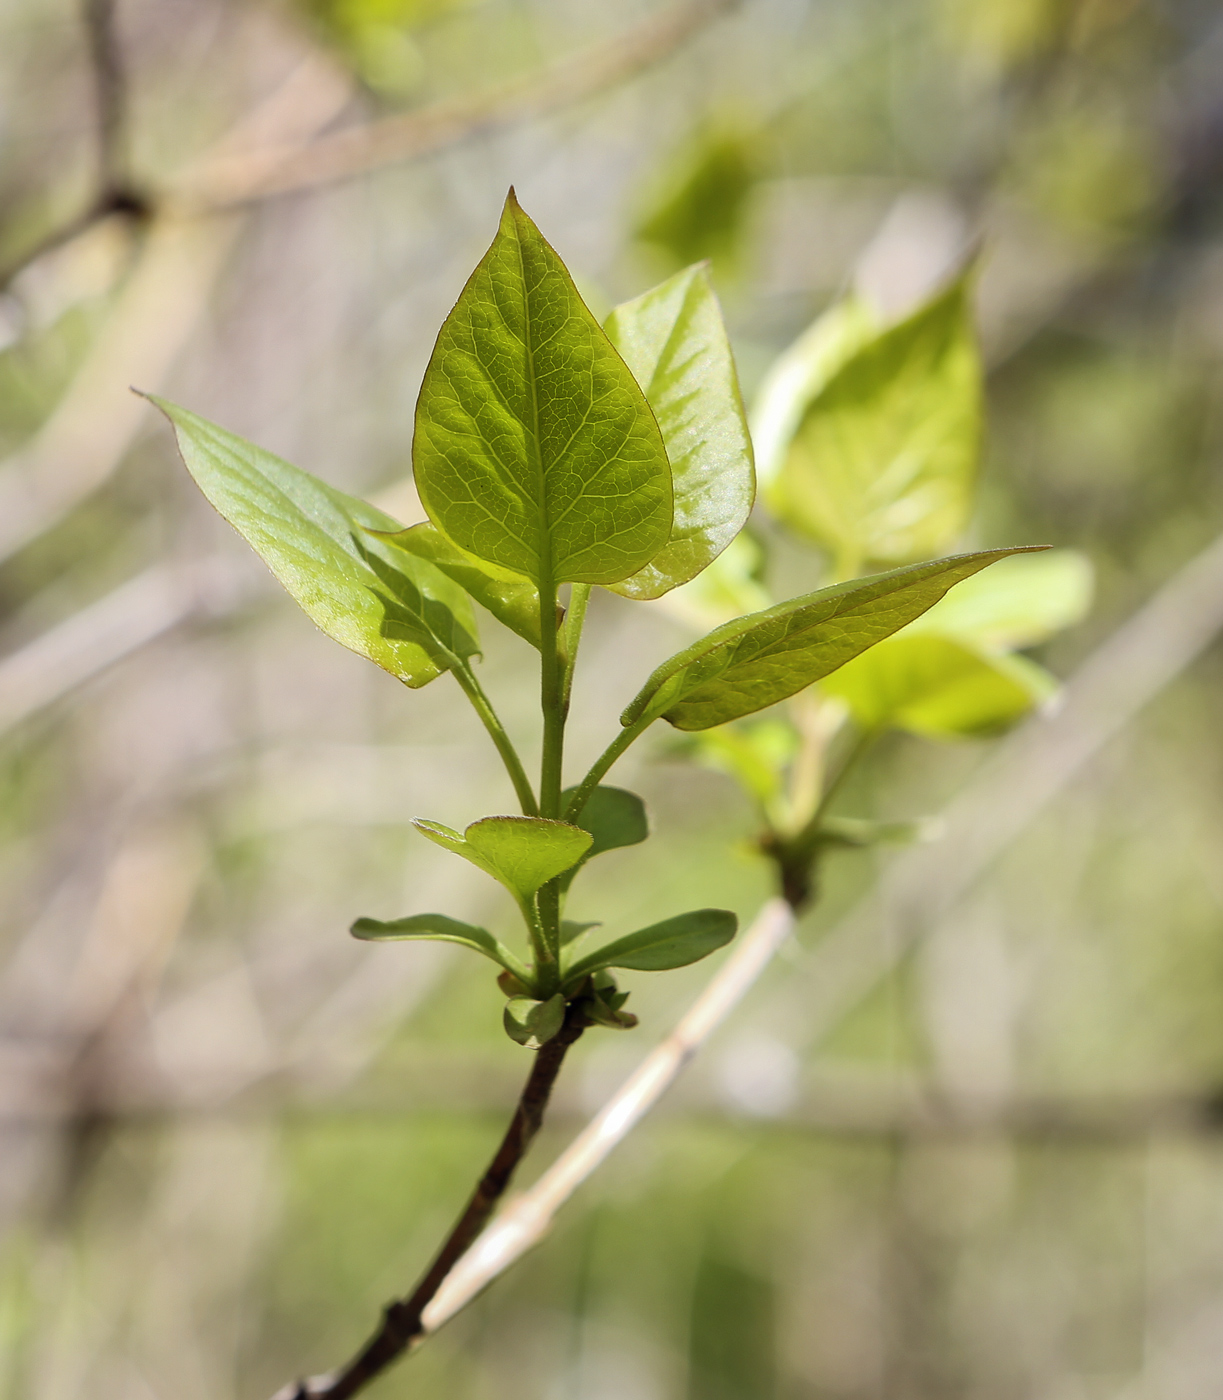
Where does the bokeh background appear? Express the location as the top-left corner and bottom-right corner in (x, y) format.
(3, 0), (1223, 1395)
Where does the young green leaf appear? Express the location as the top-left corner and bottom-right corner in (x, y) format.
(904, 548), (1093, 651)
(555, 784), (650, 893)
(351, 912), (528, 979)
(751, 293), (878, 487)
(603, 263), (755, 599)
(621, 547), (1044, 732)
(821, 634), (1056, 739)
(765, 276), (981, 571)
(374, 522), (541, 648)
(413, 815), (592, 903)
(561, 920), (600, 945)
(413, 190), (673, 590)
(152, 397), (478, 687)
(564, 908), (738, 983)
(504, 993), (566, 1048)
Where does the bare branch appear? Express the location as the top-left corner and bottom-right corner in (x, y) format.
(418, 897), (796, 1335)
(173, 0), (740, 212)
(280, 1004), (589, 1400)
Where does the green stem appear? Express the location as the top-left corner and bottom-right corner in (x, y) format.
(537, 576), (565, 965)
(560, 583), (591, 713)
(452, 664), (538, 816)
(563, 712), (656, 823)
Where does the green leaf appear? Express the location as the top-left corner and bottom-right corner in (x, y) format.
(412, 189), (673, 589)
(152, 397), (478, 687)
(504, 993), (566, 1048)
(765, 276), (981, 570)
(622, 547), (1044, 732)
(821, 633), (1057, 738)
(350, 912), (526, 977)
(654, 530), (772, 633)
(562, 920), (600, 945)
(374, 521), (541, 647)
(603, 264), (755, 600)
(565, 908), (737, 983)
(413, 815), (592, 903)
(751, 293), (878, 488)
(905, 548), (1094, 651)
(556, 784), (650, 893)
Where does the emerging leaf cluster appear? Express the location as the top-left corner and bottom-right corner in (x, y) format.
(155, 189), (1066, 1045)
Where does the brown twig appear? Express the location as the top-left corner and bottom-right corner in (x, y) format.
(280, 1002), (587, 1400)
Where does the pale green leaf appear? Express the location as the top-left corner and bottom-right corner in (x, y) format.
(413, 815), (592, 903)
(153, 397), (478, 687)
(374, 521), (541, 647)
(350, 912), (526, 977)
(751, 293), (878, 487)
(821, 633), (1057, 738)
(562, 920), (600, 945)
(504, 993), (566, 1047)
(604, 264), (755, 599)
(564, 908), (737, 983)
(905, 548), (1094, 651)
(413, 190), (673, 589)
(622, 547), (1043, 732)
(765, 276), (981, 570)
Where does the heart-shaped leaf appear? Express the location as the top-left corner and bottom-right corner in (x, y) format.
(413, 189), (673, 589)
(765, 275), (981, 570)
(374, 522), (542, 648)
(413, 815), (592, 903)
(504, 993), (566, 1048)
(821, 633), (1057, 739)
(351, 912), (528, 979)
(621, 548), (1044, 732)
(153, 397), (478, 687)
(603, 263), (755, 599)
(564, 908), (737, 983)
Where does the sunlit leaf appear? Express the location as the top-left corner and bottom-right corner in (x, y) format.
(375, 521), (541, 647)
(604, 264), (755, 599)
(350, 911), (526, 977)
(153, 397), (478, 687)
(622, 548), (1043, 732)
(765, 276), (981, 571)
(564, 908), (738, 983)
(821, 633), (1056, 738)
(413, 815), (592, 903)
(504, 993), (566, 1048)
(905, 547), (1093, 650)
(651, 530), (773, 633)
(556, 784), (649, 893)
(413, 190), (673, 589)
(751, 293), (878, 488)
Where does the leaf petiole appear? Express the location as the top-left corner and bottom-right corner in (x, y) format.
(451, 662), (539, 816)
(564, 712), (657, 824)
(560, 583), (591, 713)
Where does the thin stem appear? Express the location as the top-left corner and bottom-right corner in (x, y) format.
(539, 584), (564, 820)
(452, 664), (538, 816)
(563, 712), (656, 822)
(560, 583), (591, 713)
(294, 1004), (587, 1400)
(536, 578), (566, 966)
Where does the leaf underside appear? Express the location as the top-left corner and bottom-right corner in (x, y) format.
(412, 190), (673, 589)
(622, 547), (1046, 732)
(154, 398), (478, 687)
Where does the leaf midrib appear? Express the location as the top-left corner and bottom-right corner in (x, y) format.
(517, 227), (552, 592)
